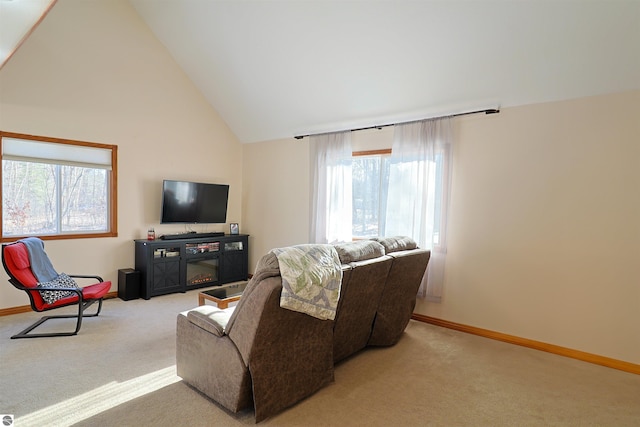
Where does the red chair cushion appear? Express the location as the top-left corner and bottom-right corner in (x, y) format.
(8, 242), (31, 270)
(4, 243), (38, 288)
(4, 242), (111, 311)
(43, 281), (111, 309)
(82, 281), (111, 299)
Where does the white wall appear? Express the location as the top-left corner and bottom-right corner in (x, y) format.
(243, 91), (640, 364)
(420, 91), (640, 365)
(0, 0), (243, 308)
(241, 137), (310, 264)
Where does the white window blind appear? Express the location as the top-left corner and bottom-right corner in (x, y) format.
(2, 137), (112, 169)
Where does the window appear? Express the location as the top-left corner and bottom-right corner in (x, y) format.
(352, 147), (449, 245)
(352, 149), (391, 239)
(1, 131), (117, 241)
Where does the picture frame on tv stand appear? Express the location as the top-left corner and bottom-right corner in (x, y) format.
(230, 223), (239, 235)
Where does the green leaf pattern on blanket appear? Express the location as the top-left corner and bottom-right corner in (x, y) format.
(271, 244), (342, 320)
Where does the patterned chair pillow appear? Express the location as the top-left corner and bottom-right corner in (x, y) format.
(37, 273), (80, 304)
(370, 236), (417, 253)
(334, 240), (385, 264)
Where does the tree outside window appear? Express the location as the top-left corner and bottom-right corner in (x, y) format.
(352, 151), (390, 238)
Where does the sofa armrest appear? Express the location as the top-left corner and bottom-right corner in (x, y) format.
(176, 313), (252, 413)
(185, 305), (235, 337)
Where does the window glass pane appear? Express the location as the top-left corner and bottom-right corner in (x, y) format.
(60, 166), (108, 232)
(379, 156), (390, 235)
(352, 154), (390, 238)
(2, 160), (109, 236)
(2, 160), (57, 235)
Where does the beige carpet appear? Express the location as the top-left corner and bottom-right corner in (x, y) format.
(1, 289), (639, 427)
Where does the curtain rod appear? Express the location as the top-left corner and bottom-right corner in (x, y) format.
(294, 107), (500, 139)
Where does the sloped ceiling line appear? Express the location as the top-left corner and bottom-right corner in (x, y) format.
(0, 0), (57, 70)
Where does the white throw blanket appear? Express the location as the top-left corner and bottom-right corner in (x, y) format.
(270, 244), (342, 320)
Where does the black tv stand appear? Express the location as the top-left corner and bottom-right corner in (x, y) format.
(135, 234), (249, 299)
(161, 232), (225, 240)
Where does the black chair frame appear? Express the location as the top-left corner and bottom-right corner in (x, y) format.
(12, 278), (104, 339)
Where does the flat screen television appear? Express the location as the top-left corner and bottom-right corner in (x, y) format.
(160, 180), (229, 224)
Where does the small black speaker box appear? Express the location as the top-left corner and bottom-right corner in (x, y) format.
(118, 268), (140, 301)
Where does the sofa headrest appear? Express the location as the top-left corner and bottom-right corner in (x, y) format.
(256, 251), (280, 273)
(333, 240), (385, 264)
(370, 236), (417, 253)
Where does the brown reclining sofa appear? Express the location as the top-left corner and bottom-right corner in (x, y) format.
(176, 236), (430, 422)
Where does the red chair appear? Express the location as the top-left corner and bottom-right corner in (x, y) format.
(2, 239), (111, 339)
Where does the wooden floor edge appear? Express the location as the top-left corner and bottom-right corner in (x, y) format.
(0, 291), (119, 317)
(411, 313), (640, 376)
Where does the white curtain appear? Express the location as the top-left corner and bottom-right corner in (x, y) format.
(384, 117), (453, 301)
(309, 131), (353, 244)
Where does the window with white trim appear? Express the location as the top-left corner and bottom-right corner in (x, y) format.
(1, 132), (117, 240)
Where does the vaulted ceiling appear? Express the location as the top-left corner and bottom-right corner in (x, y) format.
(3, 1), (639, 143)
